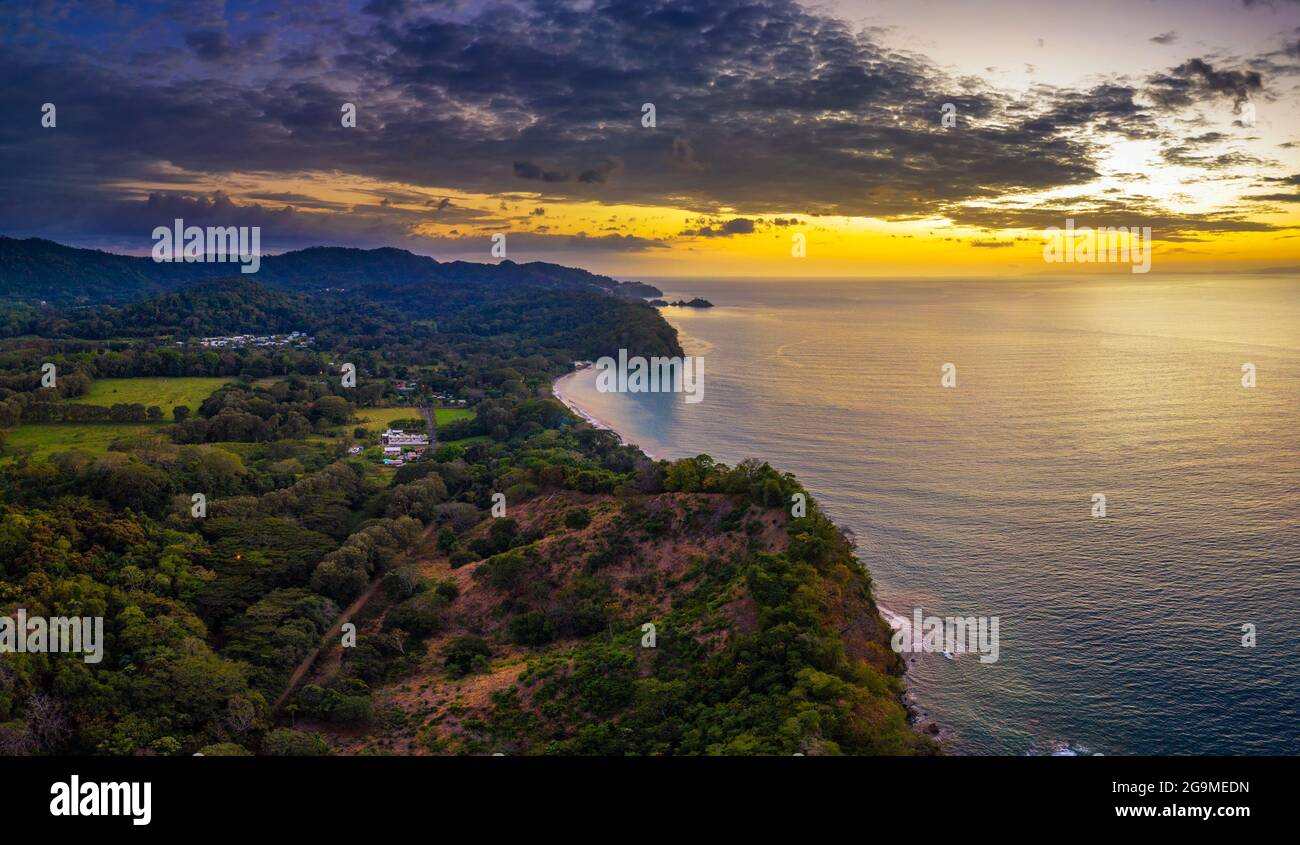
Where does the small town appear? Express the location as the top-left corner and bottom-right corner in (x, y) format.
(197, 331), (313, 349)
(379, 427), (429, 466)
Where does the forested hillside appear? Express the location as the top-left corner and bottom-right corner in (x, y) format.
(0, 237), (662, 305)
(0, 239), (931, 756)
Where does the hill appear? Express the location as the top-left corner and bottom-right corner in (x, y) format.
(0, 236), (662, 305)
(0, 237), (925, 757)
(2, 270), (683, 362)
(297, 488), (936, 756)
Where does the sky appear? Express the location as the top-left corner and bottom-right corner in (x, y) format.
(1, 0), (1299, 278)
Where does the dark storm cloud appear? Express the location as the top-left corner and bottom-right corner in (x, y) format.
(514, 161), (569, 183)
(669, 138), (706, 171)
(1248, 172), (1300, 202)
(0, 0), (1283, 250)
(16, 187), (654, 258)
(184, 30), (272, 62)
(279, 47), (326, 70)
(362, 0), (411, 19)
(1161, 131), (1272, 169)
(681, 218), (757, 237)
(1032, 83), (1155, 140)
(942, 195), (1280, 239)
(578, 160), (622, 185)
(1145, 58), (1263, 111)
(66, 191), (411, 254)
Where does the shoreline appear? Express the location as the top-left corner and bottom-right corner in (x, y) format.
(551, 366), (660, 460)
(551, 367), (610, 431)
(876, 600), (941, 741)
(551, 364), (932, 741)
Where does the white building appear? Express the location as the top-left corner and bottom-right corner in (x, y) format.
(381, 428), (430, 447)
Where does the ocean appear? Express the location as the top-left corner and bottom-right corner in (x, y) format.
(554, 275), (1300, 755)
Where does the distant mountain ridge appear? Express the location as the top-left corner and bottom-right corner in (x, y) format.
(0, 236), (663, 305)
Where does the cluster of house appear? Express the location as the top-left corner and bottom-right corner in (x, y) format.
(198, 331), (312, 349)
(378, 428), (430, 466)
(429, 391), (468, 406)
(386, 381), (467, 407)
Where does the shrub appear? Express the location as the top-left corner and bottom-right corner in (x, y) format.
(508, 610), (556, 646)
(435, 501), (482, 532)
(384, 592), (448, 636)
(436, 526), (458, 553)
(432, 579), (460, 602)
(564, 508), (592, 530)
(382, 564), (425, 600)
(469, 517), (519, 558)
(261, 728), (332, 756)
(473, 548), (530, 592)
(197, 742), (253, 756)
(443, 636), (492, 678)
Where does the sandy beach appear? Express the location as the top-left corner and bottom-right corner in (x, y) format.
(551, 367), (609, 429)
(551, 366), (658, 459)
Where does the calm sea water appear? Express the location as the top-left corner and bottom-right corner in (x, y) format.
(558, 275), (1300, 755)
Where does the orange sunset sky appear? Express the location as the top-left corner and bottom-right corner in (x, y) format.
(3, 0), (1299, 277)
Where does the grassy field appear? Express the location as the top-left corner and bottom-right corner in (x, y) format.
(3, 423), (167, 458)
(68, 377), (231, 416)
(434, 408), (474, 425)
(1, 378), (231, 460)
(354, 407), (424, 430)
(354, 406), (476, 430)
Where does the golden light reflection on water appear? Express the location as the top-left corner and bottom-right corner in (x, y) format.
(564, 275), (1300, 753)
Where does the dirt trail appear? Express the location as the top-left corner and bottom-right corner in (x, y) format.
(273, 577), (383, 713)
(274, 402), (437, 716)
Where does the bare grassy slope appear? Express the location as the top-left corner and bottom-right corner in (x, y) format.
(303, 490), (934, 756)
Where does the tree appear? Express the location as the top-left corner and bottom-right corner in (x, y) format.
(23, 692), (71, 753)
(313, 395), (352, 425)
(261, 728), (332, 756)
(443, 636), (492, 678)
(197, 742), (252, 756)
(508, 610), (555, 646)
(436, 526), (458, 553)
(225, 693), (268, 736)
(94, 456), (173, 515)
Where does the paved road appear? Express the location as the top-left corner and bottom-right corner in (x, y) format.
(419, 402), (438, 447)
